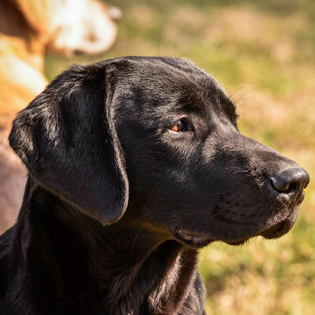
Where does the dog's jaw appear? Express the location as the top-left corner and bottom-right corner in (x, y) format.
(171, 198), (303, 249)
(173, 229), (214, 249)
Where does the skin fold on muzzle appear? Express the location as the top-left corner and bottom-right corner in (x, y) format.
(0, 57), (310, 315)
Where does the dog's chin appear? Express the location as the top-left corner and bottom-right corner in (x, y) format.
(226, 216), (296, 246)
(224, 217), (296, 245)
(173, 229), (213, 249)
(259, 218), (295, 240)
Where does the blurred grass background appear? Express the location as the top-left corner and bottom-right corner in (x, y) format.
(45, 0), (314, 313)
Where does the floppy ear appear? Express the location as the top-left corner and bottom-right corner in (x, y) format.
(9, 62), (128, 225)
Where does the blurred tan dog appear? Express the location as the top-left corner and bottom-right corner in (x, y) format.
(0, 0), (121, 233)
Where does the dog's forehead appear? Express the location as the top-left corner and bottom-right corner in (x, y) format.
(113, 57), (229, 110)
(120, 57), (221, 89)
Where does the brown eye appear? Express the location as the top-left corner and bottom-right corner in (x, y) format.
(170, 120), (186, 132)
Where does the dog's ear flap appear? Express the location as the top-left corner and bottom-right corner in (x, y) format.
(9, 63), (128, 225)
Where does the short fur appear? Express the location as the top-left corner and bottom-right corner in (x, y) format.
(0, 57), (309, 314)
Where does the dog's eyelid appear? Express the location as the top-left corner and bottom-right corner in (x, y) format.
(169, 117), (192, 133)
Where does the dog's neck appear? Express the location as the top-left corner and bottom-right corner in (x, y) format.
(10, 179), (200, 314)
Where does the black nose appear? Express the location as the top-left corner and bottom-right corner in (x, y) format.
(271, 168), (310, 195)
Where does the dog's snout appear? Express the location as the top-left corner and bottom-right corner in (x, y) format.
(270, 167), (310, 196)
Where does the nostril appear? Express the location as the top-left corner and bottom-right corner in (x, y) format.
(271, 176), (294, 193)
(270, 168), (310, 195)
(286, 182), (297, 194)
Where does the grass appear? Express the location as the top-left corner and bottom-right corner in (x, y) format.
(45, 0), (315, 313)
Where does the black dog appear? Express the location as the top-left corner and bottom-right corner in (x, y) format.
(0, 57), (309, 314)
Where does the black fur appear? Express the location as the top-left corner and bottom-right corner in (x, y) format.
(0, 57), (309, 314)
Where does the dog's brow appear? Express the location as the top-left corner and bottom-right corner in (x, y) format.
(179, 90), (203, 111)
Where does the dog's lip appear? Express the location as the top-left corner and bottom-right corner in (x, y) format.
(259, 220), (292, 239)
(173, 208), (297, 248)
(173, 229), (213, 249)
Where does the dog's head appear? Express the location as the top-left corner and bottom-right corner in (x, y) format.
(9, 57), (309, 248)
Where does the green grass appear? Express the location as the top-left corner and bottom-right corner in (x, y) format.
(45, 0), (315, 313)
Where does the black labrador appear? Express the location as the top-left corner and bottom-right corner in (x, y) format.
(0, 57), (309, 314)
